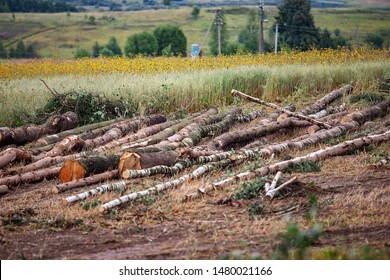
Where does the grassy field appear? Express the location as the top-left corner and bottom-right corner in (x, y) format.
(0, 6), (389, 58)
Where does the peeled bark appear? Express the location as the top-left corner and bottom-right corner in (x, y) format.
(232, 89), (332, 129)
(0, 166), (61, 187)
(0, 148), (32, 169)
(42, 135), (85, 158)
(119, 150), (180, 175)
(59, 155), (120, 183)
(0, 111), (78, 147)
(300, 85), (352, 115)
(53, 169), (119, 193)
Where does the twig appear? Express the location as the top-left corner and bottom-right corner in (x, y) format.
(265, 176), (297, 200)
(40, 79), (59, 96)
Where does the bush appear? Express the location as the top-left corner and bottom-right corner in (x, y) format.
(74, 48), (90, 58)
(125, 32), (158, 57)
(153, 24), (187, 56)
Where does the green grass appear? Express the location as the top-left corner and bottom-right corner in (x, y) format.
(0, 7), (389, 58)
(0, 60), (388, 126)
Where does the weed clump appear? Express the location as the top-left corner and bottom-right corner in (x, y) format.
(350, 93), (386, 105)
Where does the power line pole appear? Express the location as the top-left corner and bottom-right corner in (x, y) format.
(216, 9), (223, 55)
(258, 1), (265, 54)
(274, 23), (278, 54)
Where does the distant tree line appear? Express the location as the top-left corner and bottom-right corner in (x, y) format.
(75, 24), (187, 58)
(0, 40), (38, 58)
(0, 0), (78, 13)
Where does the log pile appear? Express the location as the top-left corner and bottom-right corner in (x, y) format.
(1, 84), (389, 219)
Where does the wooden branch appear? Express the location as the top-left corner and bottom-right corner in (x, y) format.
(231, 89), (332, 129)
(53, 169), (119, 193)
(40, 79), (59, 96)
(269, 171), (282, 191)
(265, 176), (297, 200)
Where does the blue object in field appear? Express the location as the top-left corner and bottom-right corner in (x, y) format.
(191, 44), (199, 57)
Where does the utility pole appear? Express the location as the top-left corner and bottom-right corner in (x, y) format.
(355, 26), (359, 48)
(274, 23), (278, 54)
(258, 1), (265, 54)
(216, 9), (223, 55)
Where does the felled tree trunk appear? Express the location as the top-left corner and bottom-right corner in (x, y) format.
(94, 120), (180, 154)
(82, 114), (167, 150)
(59, 155), (120, 183)
(232, 89), (331, 129)
(36, 118), (123, 146)
(0, 166), (61, 187)
(42, 135), (85, 158)
(300, 84), (352, 115)
(0, 185), (9, 195)
(0, 148), (32, 169)
(208, 118), (311, 150)
(53, 169), (119, 193)
(0, 111), (78, 147)
(119, 150), (180, 175)
(341, 98), (390, 125)
(211, 130), (390, 191)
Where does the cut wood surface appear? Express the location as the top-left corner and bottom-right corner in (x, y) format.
(59, 155), (120, 183)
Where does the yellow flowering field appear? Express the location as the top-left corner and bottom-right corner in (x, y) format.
(1, 48), (388, 80)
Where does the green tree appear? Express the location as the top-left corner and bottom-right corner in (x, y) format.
(99, 47), (114, 57)
(191, 6), (200, 20)
(106, 37), (122, 56)
(238, 9), (259, 53)
(274, 0), (319, 51)
(333, 29), (349, 48)
(15, 40), (26, 58)
(209, 10), (229, 55)
(74, 47), (90, 58)
(0, 41), (7, 58)
(364, 33), (384, 49)
(92, 41), (102, 58)
(163, 0), (171, 7)
(8, 47), (15, 58)
(153, 24), (187, 56)
(125, 31), (158, 57)
(318, 28), (334, 49)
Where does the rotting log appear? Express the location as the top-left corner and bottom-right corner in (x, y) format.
(59, 155), (120, 183)
(210, 130), (390, 192)
(0, 185), (9, 195)
(119, 150), (180, 175)
(0, 111), (78, 147)
(82, 114), (167, 150)
(0, 148), (32, 169)
(0, 166), (61, 187)
(300, 84), (352, 115)
(232, 89), (332, 129)
(53, 169), (119, 193)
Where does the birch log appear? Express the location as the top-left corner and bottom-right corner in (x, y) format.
(232, 89), (331, 129)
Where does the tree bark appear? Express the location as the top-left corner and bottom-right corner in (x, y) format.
(341, 99), (390, 125)
(300, 84), (352, 115)
(0, 111), (78, 147)
(42, 135), (85, 158)
(211, 130), (390, 191)
(0, 148), (32, 169)
(208, 117), (311, 150)
(0, 166), (61, 187)
(59, 154), (120, 183)
(119, 150), (180, 175)
(53, 169), (119, 193)
(81, 114), (167, 150)
(232, 89), (332, 129)
(0, 185), (9, 195)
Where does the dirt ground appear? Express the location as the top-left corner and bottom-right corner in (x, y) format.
(0, 149), (389, 260)
(1, 102), (390, 260)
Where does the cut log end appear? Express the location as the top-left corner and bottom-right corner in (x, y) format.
(52, 186), (60, 194)
(122, 170), (131, 179)
(59, 160), (86, 183)
(119, 152), (141, 174)
(0, 185), (9, 195)
(276, 113), (289, 121)
(340, 116), (353, 124)
(62, 198), (69, 205)
(99, 206), (106, 213)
